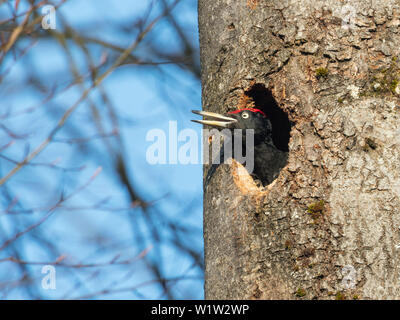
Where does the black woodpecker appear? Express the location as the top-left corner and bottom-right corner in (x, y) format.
(192, 108), (288, 188)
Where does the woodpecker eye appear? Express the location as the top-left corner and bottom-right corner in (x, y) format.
(241, 112), (249, 119)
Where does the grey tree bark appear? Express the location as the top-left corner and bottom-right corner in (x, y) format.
(198, 0), (400, 299)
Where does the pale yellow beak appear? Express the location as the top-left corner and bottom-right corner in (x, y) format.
(191, 110), (237, 128)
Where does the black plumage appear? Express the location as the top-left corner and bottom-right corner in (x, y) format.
(192, 108), (288, 188)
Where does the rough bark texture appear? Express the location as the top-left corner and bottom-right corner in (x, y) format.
(199, 0), (400, 299)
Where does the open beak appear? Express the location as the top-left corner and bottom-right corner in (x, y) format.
(191, 110), (237, 128)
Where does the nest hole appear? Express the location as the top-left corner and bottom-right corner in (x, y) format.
(245, 83), (293, 152)
(243, 83), (293, 187)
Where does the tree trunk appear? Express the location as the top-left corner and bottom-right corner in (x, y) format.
(199, 0), (400, 300)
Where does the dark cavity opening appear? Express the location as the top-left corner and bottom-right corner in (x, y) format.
(242, 83), (293, 186)
(245, 83), (292, 152)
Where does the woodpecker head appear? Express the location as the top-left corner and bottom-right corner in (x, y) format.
(192, 108), (272, 144)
